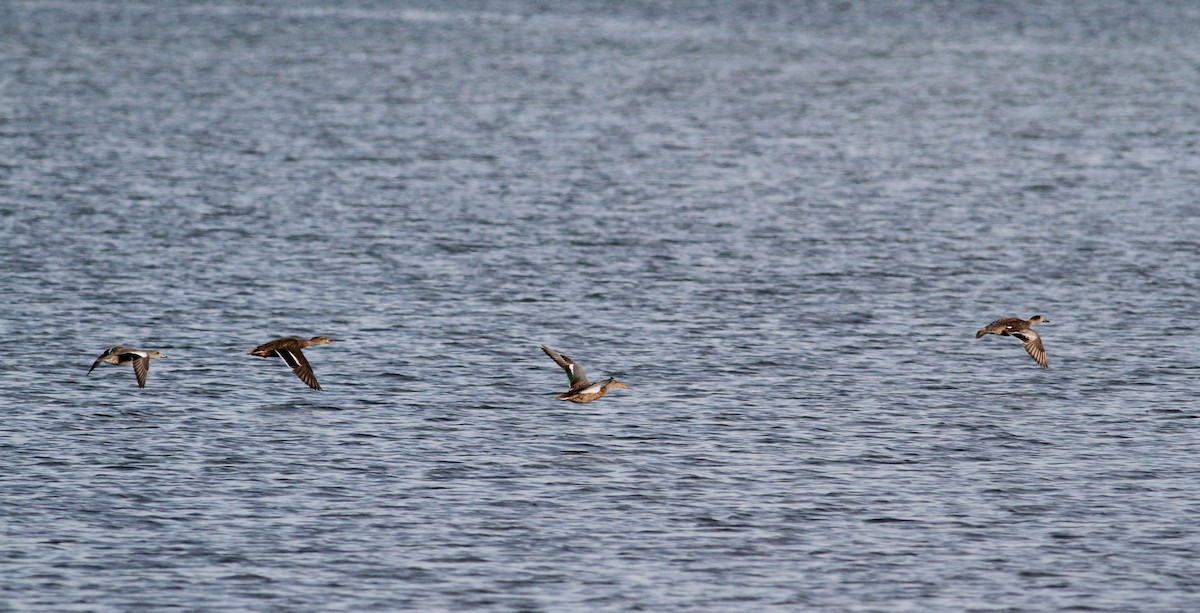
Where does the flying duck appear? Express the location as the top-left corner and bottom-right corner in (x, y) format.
(541, 345), (630, 403)
(975, 315), (1049, 368)
(88, 346), (165, 388)
(248, 336), (335, 390)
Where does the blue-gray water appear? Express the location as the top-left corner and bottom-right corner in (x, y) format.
(3, 2), (1200, 611)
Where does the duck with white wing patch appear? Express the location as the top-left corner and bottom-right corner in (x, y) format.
(975, 315), (1050, 368)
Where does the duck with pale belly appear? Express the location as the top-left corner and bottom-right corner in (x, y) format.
(89, 346), (166, 388)
(541, 345), (630, 403)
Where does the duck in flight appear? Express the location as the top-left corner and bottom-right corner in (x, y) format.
(88, 346), (166, 388)
(248, 336), (335, 390)
(541, 345), (630, 403)
(975, 315), (1049, 368)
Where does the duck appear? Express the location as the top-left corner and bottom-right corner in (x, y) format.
(541, 345), (630, 403)
(88, 346), (166, 388)
(975, 315), (1049, 368)
(248, 336), (334, 390)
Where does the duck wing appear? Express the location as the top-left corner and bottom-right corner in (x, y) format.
(276, 347), (322, 390)
(1011, 329), (1048, 368)
(130, 354), (151, 388)
(541, 345), (590, 390)
(88, 355), (105, 374)
(89, 345), (124, 374)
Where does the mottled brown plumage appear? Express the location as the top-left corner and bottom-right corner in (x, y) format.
(248, 336), (334, 390)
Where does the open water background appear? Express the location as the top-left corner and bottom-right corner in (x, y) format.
(3, 1), (1200, 610)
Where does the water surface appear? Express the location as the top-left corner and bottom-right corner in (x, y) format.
(3, 2), (1200, 611)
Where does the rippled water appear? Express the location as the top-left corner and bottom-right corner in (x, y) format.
(4, 2), (1200, 611)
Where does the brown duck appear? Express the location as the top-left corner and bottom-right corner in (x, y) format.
(541, 345), (630, 403)
(975, 315), (1049, 368)
(88, 345), (165, 388)
(248, 336), (334, 390)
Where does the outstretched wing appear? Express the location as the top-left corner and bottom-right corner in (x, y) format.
(88, 345), (122, 374)
(541, 345), (589, 390)
(1011, 329), (1048, 368)
(276, 348), (322, 390)
(131, 355), (150, 388)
